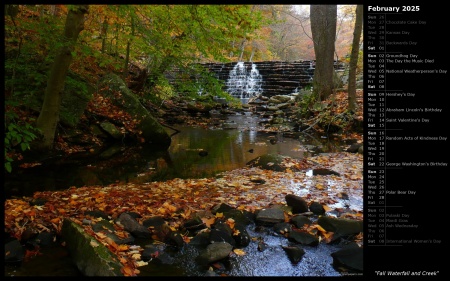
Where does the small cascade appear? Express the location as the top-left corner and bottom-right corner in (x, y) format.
(225, 62), (263, 103)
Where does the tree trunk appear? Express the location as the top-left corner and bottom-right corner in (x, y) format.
(123, 16), (134, 79)
(238, 39), (246, 61)
(36, 5), (89, 151)
(347, 5), (363, 112)
(101, 18), (108, 53)
(310, 5), (337, 101)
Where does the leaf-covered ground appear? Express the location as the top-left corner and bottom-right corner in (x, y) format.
(5, 88), (364, 275)
(4, 151), (362, 276)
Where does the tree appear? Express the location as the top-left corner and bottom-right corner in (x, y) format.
(35, 5), (89, 151)
(347, 5), (363, 112)
(310, 5), (337, 101)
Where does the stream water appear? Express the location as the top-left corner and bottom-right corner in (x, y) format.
(4, 115), (342, 199)
(4, 115), (354, 277)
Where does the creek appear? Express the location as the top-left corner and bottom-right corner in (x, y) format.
(4, 114), (354, 277)
(4, 115), (341, 199)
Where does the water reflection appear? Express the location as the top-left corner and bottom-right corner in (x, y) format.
(4, 116), (343, 199)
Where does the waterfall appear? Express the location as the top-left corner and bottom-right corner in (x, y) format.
(225, 62), (263, 103)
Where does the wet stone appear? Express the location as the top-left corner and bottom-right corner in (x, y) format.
(288, 230), (319, 246)
(291, 215), (312, 228)
(196, 242), (233, 266)
(317, 216), (363, 238)
(281, 245), (305, 264)
(91, 220), (115, 232)
(255, 208), (285, 225)
(233, 223), (251, 247)
(116, 212), (152, 239)
(223, 209), (254, 225)
(142, 216), (166, 228)
(189, 231), (211, 248)
(331, 246), (363, 273)
(183, 217), (206, 233)
(209, 228), (235, 247)
(84, 210), (109, 220)
(273, 222), (292, 235)
(5, 239), (25, 263)
(313, 168), (340, 176)
(309, 201), (326, 215)
(212, 203), (234, 214)
(285, 194), (309, 214)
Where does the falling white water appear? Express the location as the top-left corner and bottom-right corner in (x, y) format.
(225, 62), (263, 103)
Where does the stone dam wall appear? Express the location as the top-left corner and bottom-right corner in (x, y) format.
(167, 61), (318, 98)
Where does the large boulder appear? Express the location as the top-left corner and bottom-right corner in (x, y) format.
(98, 73), (171, 148)
(61, 219), (124, 276)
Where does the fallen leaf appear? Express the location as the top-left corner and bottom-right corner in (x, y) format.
(135, 261), (148, 267)
(121, 265), (135, 276)
(233, 249), (246, 256)
(201, 217), (215, 228)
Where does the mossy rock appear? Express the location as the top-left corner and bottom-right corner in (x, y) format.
(61, 219), (123, 276)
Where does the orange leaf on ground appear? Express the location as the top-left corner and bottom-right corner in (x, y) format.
(233, 249), (246, 256)
(201, 217), (215, 228)
(116, 244), (129, 251)
(121, 265), (136, 276)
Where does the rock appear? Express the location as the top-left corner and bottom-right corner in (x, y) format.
(273, 222), (292, 235)
(4, 239), (25, 264)
(309, 201), (326, 215)
(285, 194), (309, 214)
(233, 223), (251, 247)
(190, 231), (211, 248)
(165, 232), (185, 248)
(291, 215), (312, 228)
(195, 242), (233, 266)
(92, 220), (115, 233)
(183, 217), (206, 233)
(116, 213), (152, 239)
(142, 244), (166, 261)
(250, 177), (265, 184)
(211, 203), (234, 214)
(143, 217), (173, 242)
(142, 216), (166, 228)
(33, 231), (56, 247)
(85, 210), (109, 220)
(209, 228), (235, 247)
(317, 216), (363, 238)
(346, 143), (362, 153)
(258, 241), (268, 251)
(98, 73), (171, 148)
(331, 246), (363, 272)
(358, 145), (363, 154)
(255, 208), (285, 225)
(288, 231), (319, 246)
(61, 219), (123, 276)
(281, 245), (305, 264)
(223, 209), (254, 226)
(313, 168), (340, 176)
(99, 122), (123, 140)
(246, 154), (288, 172)
(29, 198), (47, 206)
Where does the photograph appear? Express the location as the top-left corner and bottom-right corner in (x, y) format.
(3, 2), (446, 278)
